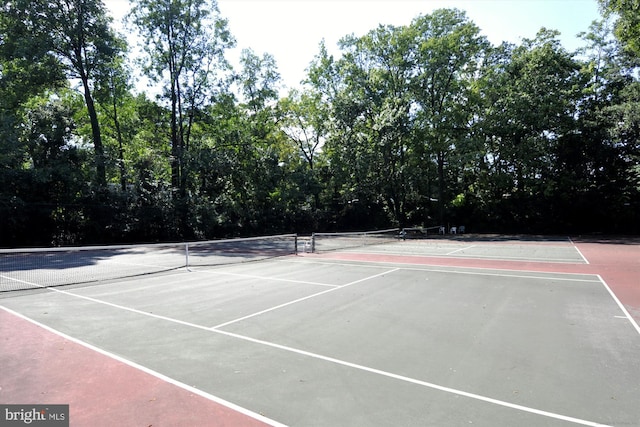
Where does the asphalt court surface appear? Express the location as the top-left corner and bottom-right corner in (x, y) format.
(340, 238), (588, 263)
(2, 239), (640, 426)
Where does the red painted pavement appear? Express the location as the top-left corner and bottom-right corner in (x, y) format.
(0, 309), (274, 427)
(573, 239), (640, 319)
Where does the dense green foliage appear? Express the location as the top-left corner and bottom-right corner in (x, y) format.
(599, 0), (640, 57)
(1, 1), (638, 246)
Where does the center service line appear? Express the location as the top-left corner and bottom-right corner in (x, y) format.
(209, 268), (399, 330)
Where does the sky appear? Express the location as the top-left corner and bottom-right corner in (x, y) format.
(104, 0), (602, 92)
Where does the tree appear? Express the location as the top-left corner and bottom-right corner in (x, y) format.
(281, 89), (327, 171)
(237, 49), (280, 114)
(231, 48), (293, 233)
(94, 51), (133, 191)
(304, 10), (489, 228)
(279, 89), (328, 215)
(3, 0), (125, 187)
(573, 19), (640, 232)
(599, 0), (640, 58)
(129, 0), (235, 237)
(130, 0), (234, 197)
(311, 24), (415, 226)
(1, 1), (116, 244)
(409, 9), (489, 224)
(3, 91), (91, 246)
(50, 0), (124, 186)
(477, 30), (582, 231)
(0, 0), (67, 173)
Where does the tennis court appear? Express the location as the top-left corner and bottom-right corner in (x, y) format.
(1, 234), (640, 426)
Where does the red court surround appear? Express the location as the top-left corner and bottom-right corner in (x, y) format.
(0, 309), (273, 427)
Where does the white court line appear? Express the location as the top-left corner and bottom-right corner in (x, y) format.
(214, 329), (611, 427)
(349, 249), (585, 264)
(0, 274), (47, 288)
(598, 274), (640, 337)
(209, 268), (399, 329)
(1, 282), (611, 426)
(446, 245), (476, 255)
(0, 269), (189, 291)
(568, 236), (590, 264)
(0, 305), (286, 427)
(279, 258), (395, 270)
(190, 268), (338, 288)
(82, 272), (204, 295)
(400, 267), (600, 283)
(282, 259), (601, 283)
(573, 245), (590, 265)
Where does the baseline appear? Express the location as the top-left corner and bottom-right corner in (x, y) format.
(356, 250), (584, 264)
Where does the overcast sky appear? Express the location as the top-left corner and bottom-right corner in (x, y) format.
(104, 0), (602, 91)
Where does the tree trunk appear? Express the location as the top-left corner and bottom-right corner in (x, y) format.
(81, 75), (106, 187)
(111, 88), (126, 191)
(437, 150), (445, 224)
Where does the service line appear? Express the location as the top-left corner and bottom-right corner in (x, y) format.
(209, 268), (399, 330)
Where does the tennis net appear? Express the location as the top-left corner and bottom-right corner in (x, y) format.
(311, 228), (400, 253)
(0, 234), (298, 292)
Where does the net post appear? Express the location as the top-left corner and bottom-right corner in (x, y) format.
(185, 242), (190, 271)
(311, 233), (316, 253)
(294, 235), (298, 255)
